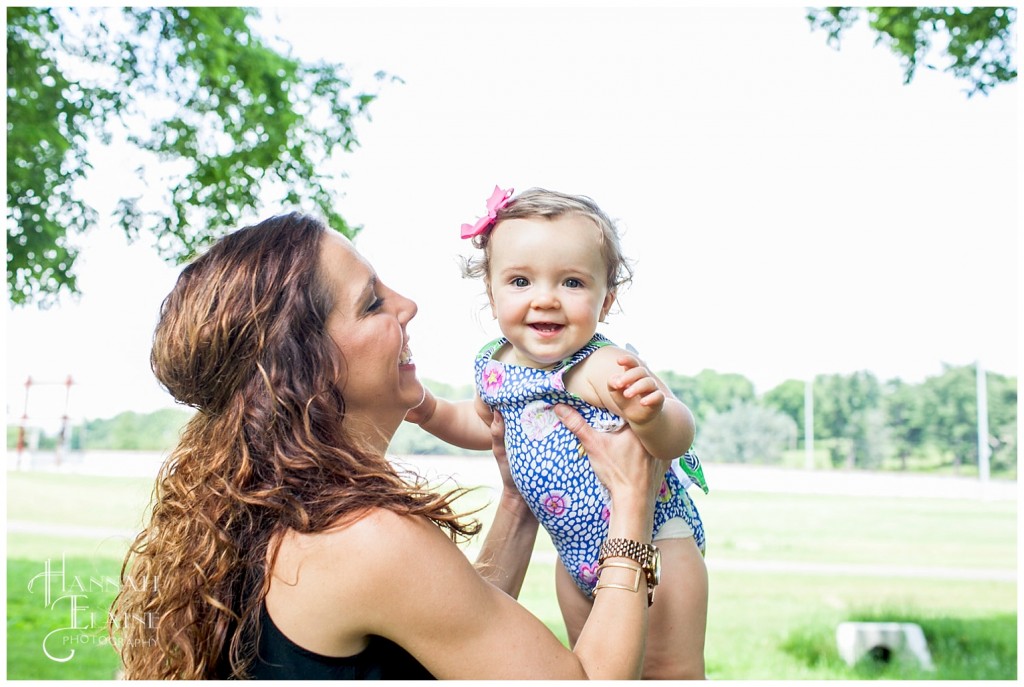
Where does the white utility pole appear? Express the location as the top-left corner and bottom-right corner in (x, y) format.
(805, 376), (814, 469)
(976, 360), (990, 483)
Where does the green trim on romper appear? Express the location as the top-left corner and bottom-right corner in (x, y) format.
(476, 334), (709, 494)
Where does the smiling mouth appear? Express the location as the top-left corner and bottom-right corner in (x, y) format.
(400, 343), (413, 365)
(530, 323), (564, 334)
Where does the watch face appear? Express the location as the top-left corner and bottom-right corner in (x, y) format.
(652, 548), (662, 586)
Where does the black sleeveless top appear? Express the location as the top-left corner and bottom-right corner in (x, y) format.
(244, 605), (434, 680)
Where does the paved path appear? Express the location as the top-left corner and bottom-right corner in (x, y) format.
(8, 520), (139, 542)
(705, 558), (1016, 582)
(10, 520), (1015, 584)
(10, 450), (1017, 502)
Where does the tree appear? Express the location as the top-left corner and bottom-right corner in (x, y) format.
(915, 364), (1017, 475)
(807, 7), (1017, 96)
(697, 402), (798, 465)
(919, 364), (981, 472)
(82, 407), (195, 451)
(813, 371), (886, 468)
(7, 7), (388, 305)
(660, 369), (755, 424)
(882, 366), (1017, 475)
(761, 379), (806, 440)
(883, 378), (928, 470)
(985, 371), (1017, 475)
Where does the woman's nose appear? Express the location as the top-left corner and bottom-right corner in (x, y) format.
(397, 291), (417, 323)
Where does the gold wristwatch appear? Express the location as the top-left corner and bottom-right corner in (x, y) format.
(599, 538), (661, 605)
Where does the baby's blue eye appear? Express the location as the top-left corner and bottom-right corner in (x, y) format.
(512, 277), (529, 287)
(564, 278), (583, 288)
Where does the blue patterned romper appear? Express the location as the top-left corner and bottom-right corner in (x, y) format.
(475, 333), (708, 597)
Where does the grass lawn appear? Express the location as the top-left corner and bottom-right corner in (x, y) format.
(7, 554), (125, 680)
(699, 490), (1016, 570)
(7, 471), (155, 532)
(6, 469), (1017, 679)
(703, 570), (1015, 679)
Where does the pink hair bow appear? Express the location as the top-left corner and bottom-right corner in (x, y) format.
(460, 186), (514, 239)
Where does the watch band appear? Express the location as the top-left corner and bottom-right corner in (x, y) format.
(599, 537), (656, 568)
(599, 538), (660, 606)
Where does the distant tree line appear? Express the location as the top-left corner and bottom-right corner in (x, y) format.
(7, 408), (195, 452)
(9, 365), (1015, 477)
(665, 365), (1016, 476)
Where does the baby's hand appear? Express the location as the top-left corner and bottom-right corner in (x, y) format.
(607, 354), (665, 427)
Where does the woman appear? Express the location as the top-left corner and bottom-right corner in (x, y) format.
(110, 212), (669, 679)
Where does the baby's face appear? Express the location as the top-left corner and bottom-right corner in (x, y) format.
(486, 215), (615, 369)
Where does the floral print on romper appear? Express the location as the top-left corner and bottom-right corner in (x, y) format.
(475, 333), (707, 597)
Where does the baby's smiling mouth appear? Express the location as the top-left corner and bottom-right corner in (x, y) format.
(530, 323), (564, 333)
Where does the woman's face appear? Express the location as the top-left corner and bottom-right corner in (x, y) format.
(319, 232), (423, 441)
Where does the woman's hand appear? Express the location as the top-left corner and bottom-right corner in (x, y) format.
(553, 403), (669, 520)
(551, 403), (663, 678)
(488, 409), (519, 494)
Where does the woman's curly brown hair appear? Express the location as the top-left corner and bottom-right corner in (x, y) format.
(109, 213), (478, 679)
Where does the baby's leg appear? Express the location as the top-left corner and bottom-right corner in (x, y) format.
(643, 535), (708, 679)
(554, 562), (593, 648)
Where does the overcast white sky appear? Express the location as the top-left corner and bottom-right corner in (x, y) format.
(5, 5), (1019, 426)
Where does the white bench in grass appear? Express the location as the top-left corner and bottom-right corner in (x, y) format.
(836, 621), (934, 670)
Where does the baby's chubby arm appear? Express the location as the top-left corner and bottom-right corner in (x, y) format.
(404, 387), (493, 451)
(586, 348), (695, 461)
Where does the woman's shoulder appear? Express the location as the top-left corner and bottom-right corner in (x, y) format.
(284, 508), (447, 559)
(270, 509), (443, 593)
(344, 507), (448, 545)
(269, 509), (467, 645)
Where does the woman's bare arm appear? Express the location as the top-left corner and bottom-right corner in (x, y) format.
(270, 407), (666, 679)
(472, 410), (539, 597)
